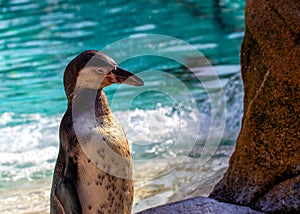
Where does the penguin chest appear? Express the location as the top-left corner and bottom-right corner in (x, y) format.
(77, 151), (133, 214)
(76, 126), (133, 214)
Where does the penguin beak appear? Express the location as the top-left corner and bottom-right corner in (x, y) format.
(106, 67), (144, 86)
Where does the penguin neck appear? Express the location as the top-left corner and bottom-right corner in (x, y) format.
(69, 88), (112, 119)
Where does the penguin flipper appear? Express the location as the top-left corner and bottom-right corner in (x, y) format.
(56, 176), (82, 214)
(54, 120), (82, 214)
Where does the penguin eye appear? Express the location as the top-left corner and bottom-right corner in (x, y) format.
(96, 68), (104, 74)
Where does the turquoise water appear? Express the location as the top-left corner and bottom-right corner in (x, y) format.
(0, 0), (245, 212)
(0, 0), (244, 115)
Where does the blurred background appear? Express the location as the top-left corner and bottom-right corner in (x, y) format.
(0, 0), (245, 213)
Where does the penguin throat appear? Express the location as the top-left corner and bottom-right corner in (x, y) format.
(70, 88), (112, 118)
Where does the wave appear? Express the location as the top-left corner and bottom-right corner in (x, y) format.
(0, 113), (60, 184)
(0, 104), (199, 184)
(0, 71), (243, 185)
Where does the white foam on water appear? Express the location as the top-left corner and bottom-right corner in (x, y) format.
(0, 71), (243, 185)
(0, 113), (61, 183)
(0, 103), (201, 184)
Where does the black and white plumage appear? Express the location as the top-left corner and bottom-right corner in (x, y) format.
(50, 50), (143, 214)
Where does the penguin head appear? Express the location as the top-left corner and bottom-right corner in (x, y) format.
(63, 50), (143, 98)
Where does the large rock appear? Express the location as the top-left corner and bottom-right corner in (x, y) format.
(136, 196), (264, 214)
(210, 0), (300, 213)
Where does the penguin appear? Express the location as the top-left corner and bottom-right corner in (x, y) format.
(50, 50), (144, 214)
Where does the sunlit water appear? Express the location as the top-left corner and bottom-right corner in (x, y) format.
(0, 0), (245, 213)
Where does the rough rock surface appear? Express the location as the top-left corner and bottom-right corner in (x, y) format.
(136, 196), (264, 214)
(210, 0), (300, 213)
(253, 175), (300, 213)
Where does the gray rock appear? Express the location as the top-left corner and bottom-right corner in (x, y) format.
(136, 196), (264, 214)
